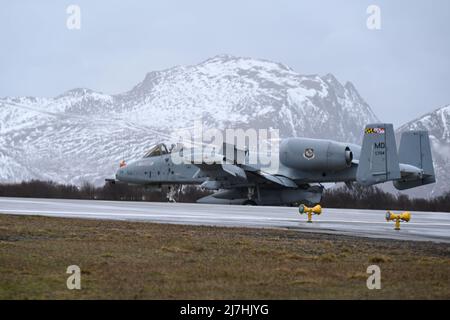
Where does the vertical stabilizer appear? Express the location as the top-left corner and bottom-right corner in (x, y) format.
(356, 123), (401, 186)
(393, 131), (435, 190)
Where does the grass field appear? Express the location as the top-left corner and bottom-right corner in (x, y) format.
(0, 214), (449, 299)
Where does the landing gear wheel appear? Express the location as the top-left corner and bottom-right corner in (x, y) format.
(243, 200), (257, 206)
(166, 186), (177, 203)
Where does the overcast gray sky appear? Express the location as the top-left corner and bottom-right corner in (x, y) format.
(1, 0), (449, 126)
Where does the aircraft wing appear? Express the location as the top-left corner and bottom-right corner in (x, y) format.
(256, 171), (298, 188)
(221, 163), (247, 179)
(187, 143), (298, 189)
(193, 161), (297, 189)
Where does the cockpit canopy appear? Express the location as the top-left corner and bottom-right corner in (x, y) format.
(143, 143), (183, 158)
(143, 143), (169, 158)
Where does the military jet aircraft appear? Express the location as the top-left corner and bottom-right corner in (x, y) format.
(109, 123), (435, 206)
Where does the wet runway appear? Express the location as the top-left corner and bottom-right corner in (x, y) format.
(0, 197), (449, 243)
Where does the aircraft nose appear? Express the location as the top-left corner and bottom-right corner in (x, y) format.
(116, 167), (126, 181)
(115, 167), (126, 181)
(115, 159), (130, 181)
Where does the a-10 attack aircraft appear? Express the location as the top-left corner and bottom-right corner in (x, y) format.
(108, 123), (435, 206)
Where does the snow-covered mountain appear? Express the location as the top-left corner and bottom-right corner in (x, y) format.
(396, 105), (450, 197)
(1, 55), (379, 186)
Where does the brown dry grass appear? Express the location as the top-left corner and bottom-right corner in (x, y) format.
(0, 214), (449, 299)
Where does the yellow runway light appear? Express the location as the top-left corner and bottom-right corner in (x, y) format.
(386, 211), (411, 230)
(299, 204), (322, 223)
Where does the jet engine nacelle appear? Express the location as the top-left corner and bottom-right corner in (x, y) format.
(280, 138), (353, 171)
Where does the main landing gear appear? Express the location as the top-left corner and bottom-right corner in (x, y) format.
(243, 186), (259, 206)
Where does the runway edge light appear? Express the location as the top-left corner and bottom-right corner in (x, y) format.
(385, 211), (411, 230)
(299, 204), (322, 223)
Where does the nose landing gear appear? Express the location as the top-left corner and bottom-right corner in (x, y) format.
(166, 186), (181, 203)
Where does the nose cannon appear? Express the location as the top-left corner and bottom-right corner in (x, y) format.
(386, 211), (411, 230)
(299, 204), (322, 223)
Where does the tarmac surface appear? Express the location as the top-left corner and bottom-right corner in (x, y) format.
(1, 197), (449, 243)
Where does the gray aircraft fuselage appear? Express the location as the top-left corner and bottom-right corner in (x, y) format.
(114, 137), (364, 207)
(115, 137), (361, 187)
